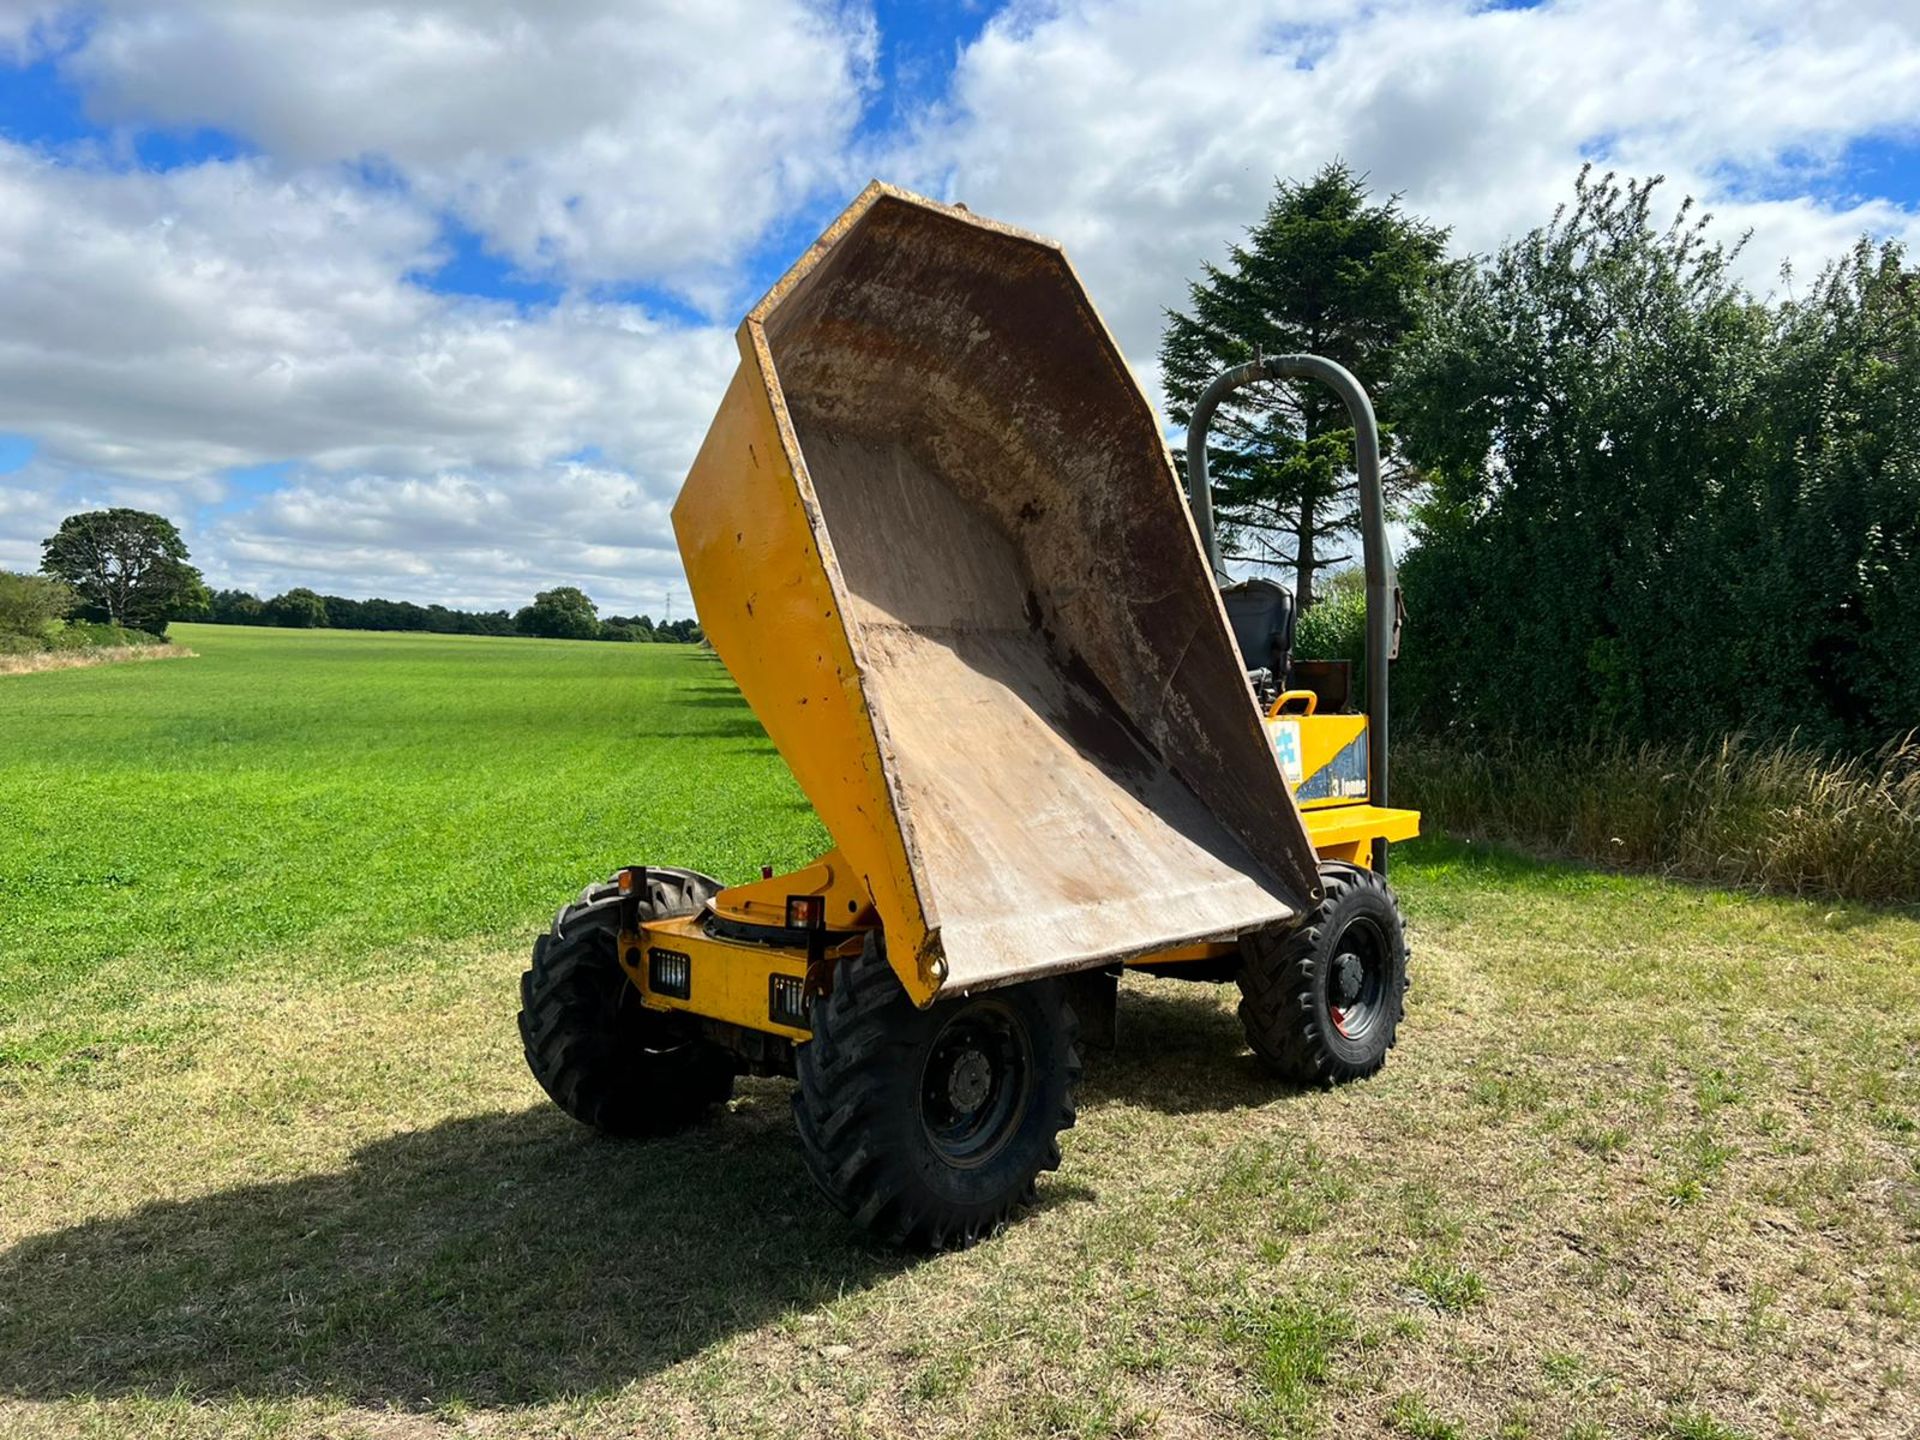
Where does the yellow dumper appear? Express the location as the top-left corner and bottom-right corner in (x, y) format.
(519, 184), (1419, 1248)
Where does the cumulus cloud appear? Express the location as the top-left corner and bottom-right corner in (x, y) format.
(2, 0), (1918, 612)
(51, 0), (877, 290)
(0, 2), (69, 61)
(217, 463), (690, 613)
(0, 137), (737, 606)
(891, 0), (1920, 376)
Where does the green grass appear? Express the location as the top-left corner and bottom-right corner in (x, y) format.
(1402, 1256), (1487, 1314)
(3, 625), (1918, 1439)
(0, 624), (825, 1064)
(1388, 1393), (1468, 1440)
(1223, 1292), (1355, 1433)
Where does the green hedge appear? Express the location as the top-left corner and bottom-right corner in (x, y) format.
(2, 620), (167, 655)
(1395, 174), (1918, 756)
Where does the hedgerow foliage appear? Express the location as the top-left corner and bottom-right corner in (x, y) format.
(1395, 168), (1919, 753)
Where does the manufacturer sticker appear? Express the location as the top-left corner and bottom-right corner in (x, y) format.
(1271, 719), (1304, 786)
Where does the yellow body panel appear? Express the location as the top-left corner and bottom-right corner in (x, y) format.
(1126, 939), (1238, 965)
(1303, 803), (1422, 852)
(621, 913), (852, 1044)
(1265, 711), (1374, 810)
(707, 849), (877, 930)
(674, 357), (938, 1001)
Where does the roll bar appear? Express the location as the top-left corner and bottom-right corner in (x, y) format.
(1185, 356), (1395, 862)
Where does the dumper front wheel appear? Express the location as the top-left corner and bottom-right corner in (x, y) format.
(1238, 863), (1408, 1085)
(519, 875), (735, 1138)
(794, 937), (1081, 1249)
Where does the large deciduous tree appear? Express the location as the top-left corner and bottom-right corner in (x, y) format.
(1160, 163), (1453, 608)
(516, 586), (600, 640)
(40, 508), (208, 634)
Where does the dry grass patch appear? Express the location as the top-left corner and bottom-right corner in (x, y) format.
(0, 643), (195, 676)
(2, 840), (1916, 1439)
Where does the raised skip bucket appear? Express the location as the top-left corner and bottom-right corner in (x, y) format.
(673, 183), (1319, 1003)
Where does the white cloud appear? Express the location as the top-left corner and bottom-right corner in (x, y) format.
(890, 0), (1920, 374)
(52, 0), (877, 290)
(0, 138), (737, 608)
(0, 1), (68, 61)
(216, 465), (689, 613)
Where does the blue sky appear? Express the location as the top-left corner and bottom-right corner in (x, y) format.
(1, 0), (1916, 611)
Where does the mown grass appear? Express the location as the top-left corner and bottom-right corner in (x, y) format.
(0, 623), (825, 1068)
(3, 626), (1918, 1438)
(1400, 732), (1920, 906)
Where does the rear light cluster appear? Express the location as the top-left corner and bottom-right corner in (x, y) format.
(769, 973), (811, 1030)
(647, 947), (692, 999)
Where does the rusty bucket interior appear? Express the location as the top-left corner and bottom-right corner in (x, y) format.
(675, 184), (1319, 998)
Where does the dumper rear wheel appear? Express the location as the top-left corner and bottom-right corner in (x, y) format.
(519, 875), (734, 1138)
(1238, 863), (1408, 1085)
(794, 936), (1081, 1249)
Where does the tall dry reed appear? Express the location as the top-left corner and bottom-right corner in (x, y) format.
(1398, 731), (1920, 905)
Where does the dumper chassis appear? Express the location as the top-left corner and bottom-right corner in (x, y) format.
(517, 185), (1420, 1249)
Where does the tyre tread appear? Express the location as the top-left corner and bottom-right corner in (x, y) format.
(1238, 862), (1409, 1086)
(794, 940), (1080, 1250)
(517, 869), (732, 1138)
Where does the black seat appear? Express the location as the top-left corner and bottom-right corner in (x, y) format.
(1219, 577), (1296, 679)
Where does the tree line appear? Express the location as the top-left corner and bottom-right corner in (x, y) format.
(5, 506), (701, 647)
(1165, 162), (1918, 755)
(204, 582), (701, 643)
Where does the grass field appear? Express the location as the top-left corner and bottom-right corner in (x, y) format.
(0, 624), (826, 1073)
(3, 625), (1917, 1439)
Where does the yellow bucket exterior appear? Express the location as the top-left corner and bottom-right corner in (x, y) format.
(673, 183), (1320, 1006)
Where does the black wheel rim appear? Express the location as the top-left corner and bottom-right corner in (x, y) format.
(919, 1000), (1032, 1168)
(1325, 914), (1390, 1044)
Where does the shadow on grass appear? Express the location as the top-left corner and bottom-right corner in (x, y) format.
(628, 682), (775, 748)
(1084, 978), (1306, 1116)
(0, 991), (1288, 1410)
(0, 1095), (915, 1409)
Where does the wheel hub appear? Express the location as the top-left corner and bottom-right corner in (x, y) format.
(1333, 952), (1365, 1005)
(919, 1001), (1034, 1169)
(948, 1049), (993, 1110)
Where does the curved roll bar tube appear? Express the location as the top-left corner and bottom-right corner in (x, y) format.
(1185, 356), (1394, 869)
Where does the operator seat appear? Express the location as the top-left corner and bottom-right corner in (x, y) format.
(1220, 576), (1296, 681)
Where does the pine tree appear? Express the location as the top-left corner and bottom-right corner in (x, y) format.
(1160, 163), (1452, 607)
